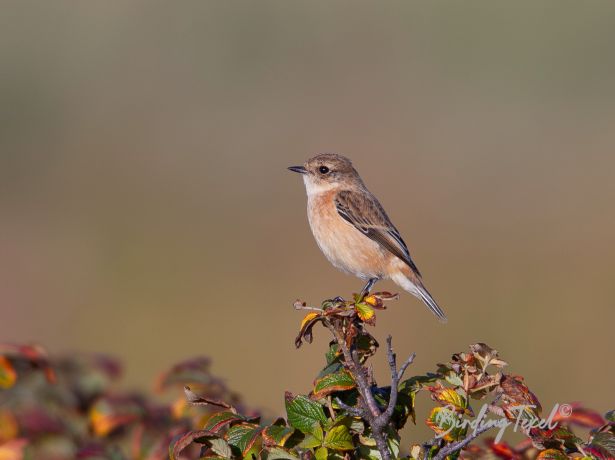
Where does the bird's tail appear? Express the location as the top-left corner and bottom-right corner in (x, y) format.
(391, 272), (447, 323)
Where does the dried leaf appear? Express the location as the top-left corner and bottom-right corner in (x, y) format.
(184, 386), (232, 409)
(169, 430), (219, 460)
(295, 312), (324, 348)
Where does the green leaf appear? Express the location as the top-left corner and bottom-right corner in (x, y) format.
(313, 370), (355, 399)
(325, 415), (363, 435)
(262, 420), (295, 447)
(202, 411), (245, 433)
(325, 343), (341, 365)
(434, 388), (469, 413)
(425, 407), (467, 442)
(299, 429), (323, 449)
(317, 362), (343, 379)
(225, 423), (263, 456)
(399, 374), (439, 394)
(323, 425), (354, 451)
(355, 302), (375, 322)
(385, 428), (401, 459)
(358, 444), (382, 460)
(315, 446), (328, 460)
(605, 410), (615, 423)
(285, 393), (326, 435)
(265, 447), (301, 460)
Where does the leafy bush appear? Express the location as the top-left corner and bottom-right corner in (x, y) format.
(0, 294), (612, 459)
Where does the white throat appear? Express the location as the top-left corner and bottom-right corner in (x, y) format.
(303, 175), (339, 197)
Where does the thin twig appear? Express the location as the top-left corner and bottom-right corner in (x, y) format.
(431, 424), (493, 460)
(335, 397), (364, 417)
(399, 352), (416, 380)
(294, 305), (323, 312)
(375, 337), (415, 429)
(326, 396), (336, 420)
(376, 336), (400, 426)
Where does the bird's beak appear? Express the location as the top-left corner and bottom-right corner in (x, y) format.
(288, 165), (307, 174)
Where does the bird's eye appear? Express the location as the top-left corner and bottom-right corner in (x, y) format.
(319, 166), (330, 174)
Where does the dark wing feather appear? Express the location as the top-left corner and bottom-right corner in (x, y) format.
(335, 190), (421, 276)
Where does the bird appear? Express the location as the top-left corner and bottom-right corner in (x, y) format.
(288, 153), (447, 322)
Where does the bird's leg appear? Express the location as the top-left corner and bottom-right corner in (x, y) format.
(359, 278), (378, 300)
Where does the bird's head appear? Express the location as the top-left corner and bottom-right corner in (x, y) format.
(288, 153), (361, 195)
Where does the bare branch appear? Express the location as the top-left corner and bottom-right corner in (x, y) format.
(375, 336), (415, 429)
(324, 321), (391, 460)
(325, 322), (380, 419)
(376, 336), (399, 426)
(399, 352), (416, 380)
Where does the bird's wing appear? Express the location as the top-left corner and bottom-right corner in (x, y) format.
(334, 189), (421, 276)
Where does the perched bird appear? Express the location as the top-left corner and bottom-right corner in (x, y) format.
(289, 153), (447, 322)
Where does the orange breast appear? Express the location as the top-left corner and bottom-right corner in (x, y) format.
(307, 191), (390, 280)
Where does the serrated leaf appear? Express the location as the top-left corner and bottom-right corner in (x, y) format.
(209, 437), (232, 458)
(202, 411), (244, 433)
(262, 422), (295, 447)
(355, 302), (375, 323)
(323, 425), (354, 451)
(285, 393), (326, 435)
(299, 429), (323, 449)
(313, 370), (355, 399)
(225, 423), (263, 456)
(426, 407), (466, 442)
(266, 446), (301, 460)
(434, 387), (470, 415)
(315, 446), (328, 460)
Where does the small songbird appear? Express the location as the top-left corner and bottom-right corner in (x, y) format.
(289, 153), (447, 322)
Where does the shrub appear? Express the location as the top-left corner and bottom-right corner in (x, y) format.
(0, 294), (612, 459)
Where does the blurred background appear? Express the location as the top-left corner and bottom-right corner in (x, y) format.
(1, 0), (614, 444)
